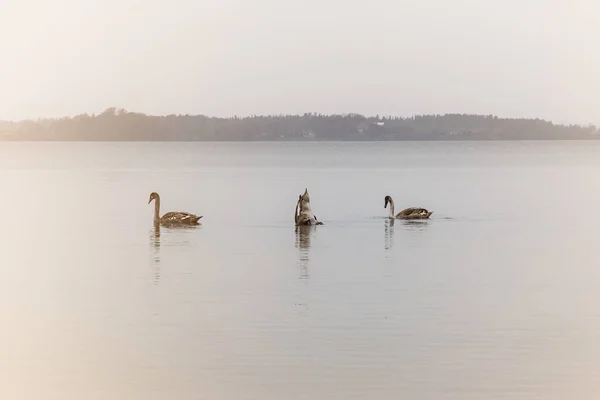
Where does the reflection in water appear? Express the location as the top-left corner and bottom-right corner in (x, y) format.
(384, 218), (395, 250)
(385, 218), (430, 251)
(401, 219), (430, 231)
(149, 224), (201, 284)
(150, 223), (161, 284)
(295, 225), (316, 279)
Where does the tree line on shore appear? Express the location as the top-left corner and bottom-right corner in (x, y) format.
(0, 108), (597, 141)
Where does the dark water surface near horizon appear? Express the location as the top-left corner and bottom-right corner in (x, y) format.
(1, 141), (600, 399)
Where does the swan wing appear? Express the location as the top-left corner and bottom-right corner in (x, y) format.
(296, 212), (318, 226)
(161, 211), (203, 224)
(396, 207), (432, 219)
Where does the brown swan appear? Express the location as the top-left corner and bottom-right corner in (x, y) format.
(384, 195), (432, 220)
(148, 192), (202, 226)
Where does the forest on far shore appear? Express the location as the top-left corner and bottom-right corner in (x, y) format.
(0, 108), (597, 141)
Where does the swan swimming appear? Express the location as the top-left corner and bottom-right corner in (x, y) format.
(384, 195), (432, 220)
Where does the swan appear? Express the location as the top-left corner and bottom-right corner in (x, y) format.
(148, 192), (202, 226)
(384, 195), (432, 220)
(295, 188), (323, 226)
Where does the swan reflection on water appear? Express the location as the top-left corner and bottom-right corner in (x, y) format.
(150, 223), (161, 284)
(295, 225), (317, 279)
(149, 223), (202, 284)
(384, 218), (395, 250)
(385, 217), (430, 250)
(402, 219), (430, 230)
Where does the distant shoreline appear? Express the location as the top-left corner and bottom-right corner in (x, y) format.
(1, 108), (597, 141)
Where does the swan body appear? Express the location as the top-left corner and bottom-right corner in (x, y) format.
(384, 195), (432, 220)
(295, 188), (323, 226)
(148, 192), (202, 226)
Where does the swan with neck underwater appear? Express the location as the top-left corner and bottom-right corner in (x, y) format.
(384, 195), (432, 220)
(148, 192), (203, 226)
(295, 188), (323, 226)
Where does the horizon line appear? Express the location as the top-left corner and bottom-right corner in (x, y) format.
(1, 108), (596, 128)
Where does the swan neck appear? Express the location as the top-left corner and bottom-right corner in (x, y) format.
(295, 197), (300, 225)
(388, 198), (395, 218)
(154, 196), (161, 222)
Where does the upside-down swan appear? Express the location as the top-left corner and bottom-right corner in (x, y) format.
(295, 189), (323, 226)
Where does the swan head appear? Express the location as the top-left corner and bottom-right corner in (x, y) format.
(384, 195), (392, 208)
(148, 192), (159, 204)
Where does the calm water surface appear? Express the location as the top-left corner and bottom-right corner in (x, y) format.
(1, 141), (600, 399)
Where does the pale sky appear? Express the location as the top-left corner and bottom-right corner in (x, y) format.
(1, 0), (599, 124)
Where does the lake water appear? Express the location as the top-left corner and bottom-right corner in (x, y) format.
(1, 141), (600, 399)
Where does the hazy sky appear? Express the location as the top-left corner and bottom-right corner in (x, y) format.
(1, 0), (599, 124)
